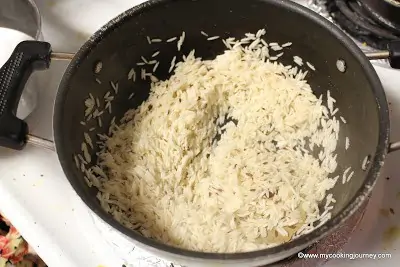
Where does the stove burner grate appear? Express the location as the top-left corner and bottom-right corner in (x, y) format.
(326, 0), (400, 50)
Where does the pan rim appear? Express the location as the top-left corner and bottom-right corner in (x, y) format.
(53, 0), (390, 262)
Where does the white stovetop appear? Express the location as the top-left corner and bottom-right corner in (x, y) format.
(0, 0), (399, 266)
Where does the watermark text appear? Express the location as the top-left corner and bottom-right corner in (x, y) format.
(297, 252), (392, 260)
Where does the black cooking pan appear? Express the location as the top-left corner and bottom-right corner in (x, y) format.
(1, 0), (400, 266)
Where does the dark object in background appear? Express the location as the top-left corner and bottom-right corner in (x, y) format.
(326, 0), (400, 50)
(0, 220), (9, 234)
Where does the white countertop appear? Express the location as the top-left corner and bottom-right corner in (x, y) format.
(0, 0), (399, 267)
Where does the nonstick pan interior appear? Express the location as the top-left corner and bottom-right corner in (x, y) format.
(53, 0), (388, 261)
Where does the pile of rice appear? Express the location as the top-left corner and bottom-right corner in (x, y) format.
(88, 31), (341, 253)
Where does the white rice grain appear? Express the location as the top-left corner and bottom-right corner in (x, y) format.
(84, 97), (95, 117)
(342, 167), (352, 184)
(86, 114), (93, 122)
(74, 155), (79, 169)
(153, 62), (160, 73)
(141, 68), (146, 80)
(141, 56), (149, 64)
(261, 39), (268, 47)
(346, 171), (355, 183)
(80, 163), (86, 173)
(169, 56), (176, 73)
(201, 31), (209, 37)
(128, 68), (136, 81)
(92, 165), (107, 179)
(92, 109), (100, 118)
(177, 31), (185, 51)
(256, 29), (266, 38)
(84, 132), (94, 149)
(249, 39), (261, 50)
(150, 75), (159, 83)
(320, 206), (333, 220)
(293, 56), (303, 66)
(94, 61), (102, 74)
(111, 81), (118, 94)
(327, 90), (334, 114)
(167, 37), (177, 42)
(105, 95), (114, 102)
(81, 143), (91, 163)
(84, 176), (93, 187)
(207, 36), (220, 41)
(222, 39), (232, 49)
(362, 155), (370, 171)
(281, 42), (292, 47)
(245, 33), (256, 39)
(105, 101), (111, 113)
(270, 45), (282, 51)
(306, 62), (316, 71)
(77, 154), (87, 165)
(325, 193), (334, 208)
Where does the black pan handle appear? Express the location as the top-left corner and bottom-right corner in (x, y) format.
(366, 41), (400, 69)
(0, 41), (52, 150)
(388, 41), (400, 69)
